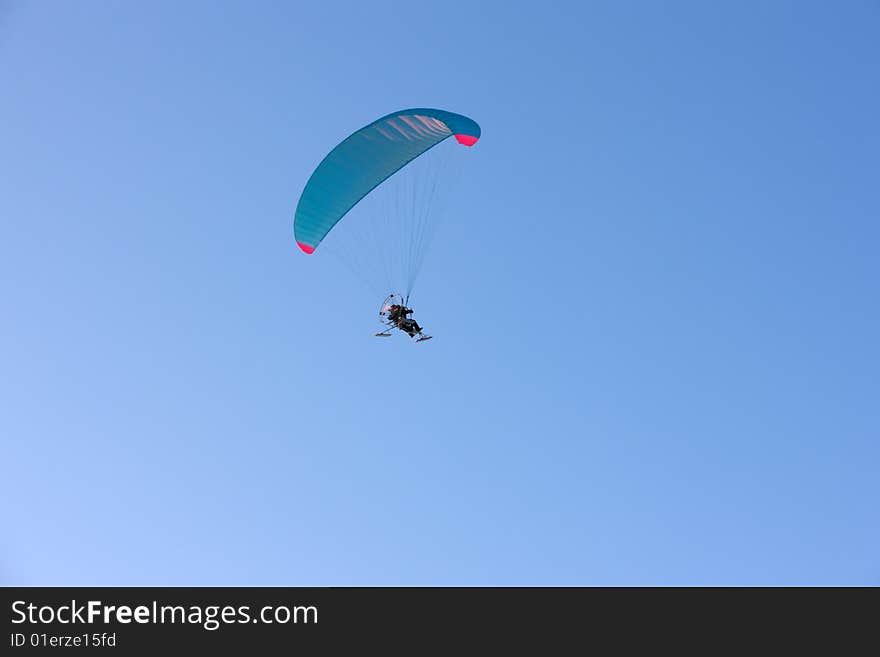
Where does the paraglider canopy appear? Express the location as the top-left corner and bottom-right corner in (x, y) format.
(294, 108), (481, 255)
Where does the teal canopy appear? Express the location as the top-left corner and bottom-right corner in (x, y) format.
(294, 108), (480, 254)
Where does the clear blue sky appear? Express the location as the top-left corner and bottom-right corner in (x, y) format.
(2, 1), (878, 585)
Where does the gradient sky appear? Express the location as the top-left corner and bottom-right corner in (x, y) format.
(2, 1), (878, 585)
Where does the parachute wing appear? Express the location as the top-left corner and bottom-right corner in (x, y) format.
(294, 108), (480, 254)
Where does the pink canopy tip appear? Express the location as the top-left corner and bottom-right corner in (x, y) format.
(297, 241), (315, 254)
(455, 134), (479, 147)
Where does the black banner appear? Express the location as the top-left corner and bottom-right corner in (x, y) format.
(1, 587), (873, 652)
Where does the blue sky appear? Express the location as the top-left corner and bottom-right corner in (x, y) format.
(2, 1), (878, 585)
